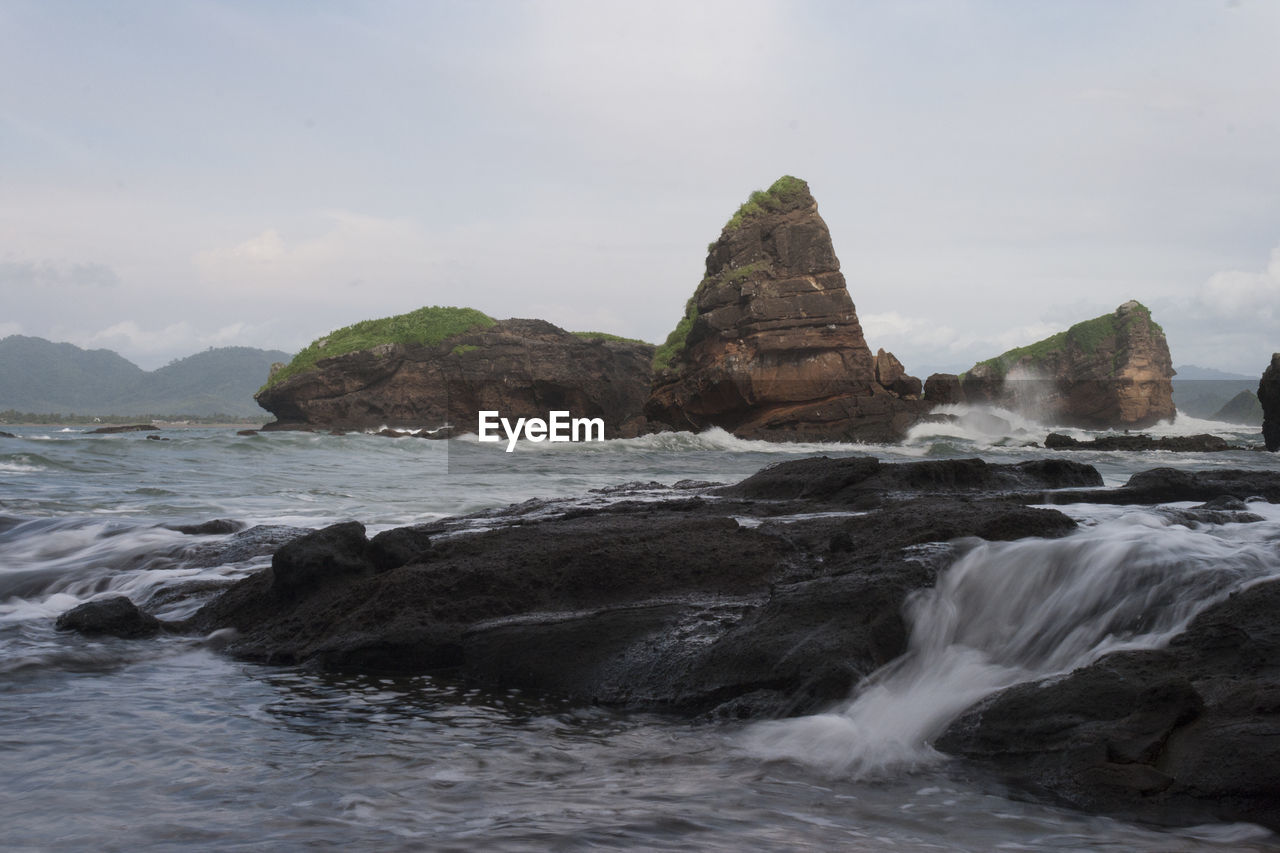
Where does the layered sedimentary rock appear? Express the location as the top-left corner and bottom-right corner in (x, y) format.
(256, 317), (653, 437)
(962, 300), (1176, 429)
(645, 176), (926, 442)
(1261, 353), (1280, 451)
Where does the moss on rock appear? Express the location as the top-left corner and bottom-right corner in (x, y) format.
(264, 306), (496, 389)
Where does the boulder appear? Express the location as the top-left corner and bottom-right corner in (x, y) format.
(645, 177), (929, 442)
(56, 595), (163, 638)
(923, 373), (965, 406)
(963, 300), (1176, 429)
(256, 315), (653, 437)
(1260, 353), (1280, 451)
(875, 349), (922, 398)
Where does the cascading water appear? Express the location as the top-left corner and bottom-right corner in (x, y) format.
(744, 505), (1280, 777)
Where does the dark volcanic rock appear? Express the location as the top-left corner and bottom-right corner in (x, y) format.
(1051, 467), (1280, 505)
(256, 318), (653, 437)
(963, 300), (1176, 429)
(1261, 353), (1280, 451)
(939, 579), (1280, 831)
(87, 423), (159, 434)
(1044, 432), (1236, 452)
(167, 519), (245, 536)
(720, 456), (1102, 503)
(645, 177), (928, 443)
(56, 595), (163, 638)
(183, 459), (1089, 714)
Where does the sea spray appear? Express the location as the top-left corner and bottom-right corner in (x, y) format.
(743, 508), (1280, 778)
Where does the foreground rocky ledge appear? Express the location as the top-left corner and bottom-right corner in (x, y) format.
(58, 456), (1280, 831)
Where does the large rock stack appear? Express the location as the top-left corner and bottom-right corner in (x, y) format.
(256, 317), (654, 437)
(645, 176), (926, 442)
(1261, 352), (1280, 451)
(956, 300), (1176, 428)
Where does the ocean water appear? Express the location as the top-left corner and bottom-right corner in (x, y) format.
(2, 409), (1278, 851)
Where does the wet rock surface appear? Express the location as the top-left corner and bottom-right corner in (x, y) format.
(56, 595), (163, 638)
(66, 454), (1280, 831)
(1044, 432), (1240, 452)
(180, 457), (1098, 715)
(938, 578), (1280, 831)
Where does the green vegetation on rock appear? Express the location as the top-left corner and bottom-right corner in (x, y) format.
(652, 298), (698, 373)
(723, 175), (810, 231)
(265, 306), (495, 389)
(965, 302), (1159, 381)
(654, 175), (807, 374)
(571, 331), (651, 345)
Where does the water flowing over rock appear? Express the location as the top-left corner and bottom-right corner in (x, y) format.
(962, 300), (1176, 429)
(645, 177), (927, 442)
(255, 317), (653, 437)
(1260, 352), (1280, 451)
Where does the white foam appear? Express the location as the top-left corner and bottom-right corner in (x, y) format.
(744, 509), (1280, 778)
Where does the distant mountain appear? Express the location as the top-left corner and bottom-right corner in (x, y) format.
(0, 336), (291, 417)
(1211, 390), (1264, 426)
(1172, 364), (1255, 381)
(1171, 364), (1260, 420)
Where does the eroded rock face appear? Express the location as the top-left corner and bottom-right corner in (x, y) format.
(645, 177), (927, 442)
(963, 300), (1176, 429)
(255, 319), (654, 437)
(1260, 353), (1280, 451)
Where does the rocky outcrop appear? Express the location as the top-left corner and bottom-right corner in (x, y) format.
(1261, 353), (1280, 451)
(962, 301), (1176, 429)
(87, 423), (160, 434)
(645, 177), (927, 443)
(1044, 432), (1237, 452)
(178, 457), (1096, 715)
(56, 595), (163, 638)
(256, 318), (654, 437)
(61, 455), (1280, 829)
(938, 578), (1280, 831)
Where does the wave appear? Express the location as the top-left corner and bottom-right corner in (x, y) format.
(743, 506), (1280, 778)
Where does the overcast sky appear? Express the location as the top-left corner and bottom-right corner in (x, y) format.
(3, 0), (1278, 375)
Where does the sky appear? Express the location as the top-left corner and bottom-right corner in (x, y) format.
(2, 0), (1278, 376)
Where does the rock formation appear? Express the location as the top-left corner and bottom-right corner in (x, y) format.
(1261, 353), (1280, 451)
(939, 576), (1280, 830)
(645, 176), (927, 442)
(56, 456), (1280, 830)
(962, 300), (1176, 429)
(255, 314), (653, 437)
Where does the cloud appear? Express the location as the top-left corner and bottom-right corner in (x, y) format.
(193, 211), (435, 296)
(1197, 246), (1280, 324)
(0, 321), (22, 338)
(861, 311), (1066, 373)
(77, 320), (264, 362)
(0, 260), (119, 288)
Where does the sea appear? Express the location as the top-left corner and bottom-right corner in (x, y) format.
(2, 406), (1278, 852)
